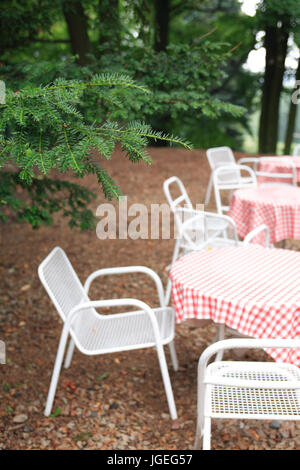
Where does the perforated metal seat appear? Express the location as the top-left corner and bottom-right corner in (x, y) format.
(71, 306), (175, 354)
(195, 339), (300, 450)
(39, 247), (178, 420)
(206, 362), (300, 419)
(205, 147), (253, 205)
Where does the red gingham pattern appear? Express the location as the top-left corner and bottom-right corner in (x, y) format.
(258, 156), (300, 184)
(228, 185), (300, 245)
(170, 246), (300, 365)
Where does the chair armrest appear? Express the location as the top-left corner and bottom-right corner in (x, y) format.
(177, 209), (237, 234)
(180, 211), (238, 247)
(258, 158), (297, 185)
(213, 164), (257, 189)
(243, 224), (270, 247)
(237, 157), (259, 169)
(67, 298), (163, 344)
(198, 338), (300, 388)
(84, 266), (165, 307)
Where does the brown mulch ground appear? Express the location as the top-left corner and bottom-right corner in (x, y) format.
(0, 147), (299, 450)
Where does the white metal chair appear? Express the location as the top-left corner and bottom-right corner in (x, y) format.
(213, 165), (257, 215)
(176, 209), (269, 251)
(163, 177), (269, 305)
(163, 176), (228, 259)
(195, 338), (300, 450)
(167, 210), (269, 361)
(238, 157), (297, 186)
(163, 177), (229, 286)
(205, 147), (236, 205)
(205, 147), (254, 205)
(39, 247), (178, 420)
(293, 144), (300, 156)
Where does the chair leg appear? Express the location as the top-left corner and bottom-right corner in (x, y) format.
(64, 338), (75, 368)
(44, 325), (69, 416)
(164, 238), (181, 306)
(168, 341), (179, 371)
(214, 183), (223, 214)
(165, 279), (172, 307)
(214, 324), (225, 361)
(202, 417), (211, 450)
(205, 174), (213, 205)
(156, 344), (178, 420)
(195, 382), (205, 449)
(194, 423), (203, 450)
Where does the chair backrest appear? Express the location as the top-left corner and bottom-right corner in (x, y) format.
(163, 176), (193, 229)
(203, 211), (238, 245)
(293, 144), (300, 156)
(239, 157), (296, 186)
(38, 247), (89, 321)
(257, 157), (296, 186)
(213, 165), (257, 214)
(238, 157), (259, 171)
(206, 146), (235, 170)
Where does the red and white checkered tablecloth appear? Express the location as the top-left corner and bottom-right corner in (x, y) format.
(228, 185), (300, 245)
(170, 245), (300, 365)
(258, 156), (300, 184)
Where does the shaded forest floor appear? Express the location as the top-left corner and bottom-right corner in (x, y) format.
(0, 147), (299, 450)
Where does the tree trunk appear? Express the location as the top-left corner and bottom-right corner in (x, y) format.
(258, 25), (289, 154)
(284, 55), (300, 155)
(62, 0), (92, 66)
(154, 0), (170, 52)
(152, 0), (170, 145)
(98, 0), (120, 53)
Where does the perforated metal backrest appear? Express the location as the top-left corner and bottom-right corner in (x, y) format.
(163, 176), (193, 232)
(214, 164), (257, 187)
(38, 247), (89, 321)
(163, 176), (192, 211)
(293, 144), (300, 156)
(206, 146), (235, 170)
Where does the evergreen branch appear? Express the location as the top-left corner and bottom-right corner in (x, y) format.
(39, 129), (46, 173)
(44, 74), (150, 96)
(63, 127), (81, 173)
(96, 124), (193, 150)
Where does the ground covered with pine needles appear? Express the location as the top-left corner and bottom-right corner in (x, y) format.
(0, 147), (299, 450)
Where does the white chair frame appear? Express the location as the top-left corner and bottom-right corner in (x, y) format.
(174, 211), (269, 362)
(165, 208), (269, 316)
(205, 147), (236, 205)
(293, 144), (300, 156)
(39, 247), (178, 420)
(238, 157), (297, 186)
(163, 177), (269, 306)
(195, 338), (300, 450)
(163, 177), (230, 303)
(213, 165), (257, 215)
(175, 208), (269, 251)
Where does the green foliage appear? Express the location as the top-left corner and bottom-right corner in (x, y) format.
(0, 0), (256, 231)
(102, 42), (245, 121)
(0, 73), (191, 229)
(49, 407), (62, 418)
(1, 0), (251, 151)
(2, 42), (245, 137)
(168, 1), (259, 147)
(0, 0), (59, 51)
(0, 172), (96, 230)
(257, 0), (300, 29)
